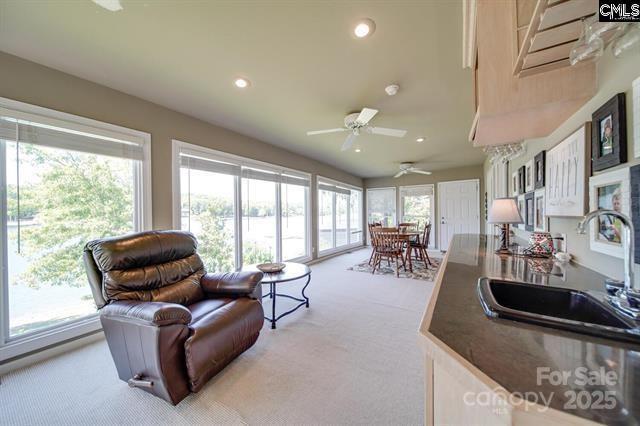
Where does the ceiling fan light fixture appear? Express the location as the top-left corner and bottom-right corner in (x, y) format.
(234, 78), (251, 88)
(354, 18), (375, 38)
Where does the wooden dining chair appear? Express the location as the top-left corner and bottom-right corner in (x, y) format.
(367, 222), (382, 265)
(370, 228), (406, 277)
(409, 223), (432, 267)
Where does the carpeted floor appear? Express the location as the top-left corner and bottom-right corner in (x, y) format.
(0, 248), (436, 425)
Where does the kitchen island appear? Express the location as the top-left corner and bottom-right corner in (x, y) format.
(419, 234), (640, 425)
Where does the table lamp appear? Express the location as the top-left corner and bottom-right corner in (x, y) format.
(488, 197), (523, 255)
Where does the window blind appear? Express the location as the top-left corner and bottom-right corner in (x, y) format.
(0, 114), (145, 160)
(180, 154), (241, 176)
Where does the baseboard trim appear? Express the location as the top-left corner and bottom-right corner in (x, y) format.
(0, 330), (105, 376)
(309, 245), (368, 265)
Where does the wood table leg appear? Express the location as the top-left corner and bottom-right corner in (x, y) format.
(406, 242), (413, 272)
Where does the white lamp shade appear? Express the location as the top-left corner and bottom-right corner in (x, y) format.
(488, 198), (523, 224)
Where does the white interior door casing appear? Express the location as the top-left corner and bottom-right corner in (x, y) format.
(438, 179), (480, 250)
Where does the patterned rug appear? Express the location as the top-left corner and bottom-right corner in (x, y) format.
(348, 256), (442, 281)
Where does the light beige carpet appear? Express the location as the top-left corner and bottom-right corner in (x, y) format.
(0, 249), (435, 425)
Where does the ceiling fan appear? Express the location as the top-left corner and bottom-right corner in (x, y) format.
(306, 108), (407, 151)
(394, 162), (432, 178)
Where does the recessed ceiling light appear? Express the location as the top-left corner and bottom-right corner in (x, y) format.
(355, 148), (362, 153)
(416, 137), (425, 142)
(92, 0), (123, 11)
(354, 18), (376, 38)
(234, 78), (250, 88)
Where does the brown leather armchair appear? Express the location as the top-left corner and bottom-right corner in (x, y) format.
(83, 230), (264, 405)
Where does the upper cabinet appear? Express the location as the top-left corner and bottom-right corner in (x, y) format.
(465, 0), (597, 147)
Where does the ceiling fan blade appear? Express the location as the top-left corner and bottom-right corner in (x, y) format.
(306, 128), (347, 136)
(341, 132), (357, 151)
(410, 169), (432, 175)
(355, 108), (378, 125)
(393, 170), (406, 178)
(370, 127), (407, 138)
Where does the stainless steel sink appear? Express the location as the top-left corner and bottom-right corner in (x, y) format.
(478, 278), (640, 343)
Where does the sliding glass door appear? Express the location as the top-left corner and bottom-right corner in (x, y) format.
(0, 99), (151, 358)
(317, 178), (363, 255)
(175, 141), (311, 269)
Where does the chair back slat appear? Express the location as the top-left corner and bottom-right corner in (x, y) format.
(421, 222), (432, 248)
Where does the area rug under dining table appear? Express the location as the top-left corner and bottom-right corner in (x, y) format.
(348, 257), (442, 281)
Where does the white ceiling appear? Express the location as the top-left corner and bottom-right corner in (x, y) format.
(0, 0), (485, 178)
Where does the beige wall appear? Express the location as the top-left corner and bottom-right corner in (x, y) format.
(364, 164), (485, 248)
(486, 50), (640, 280)
(0, 52), (364, 259)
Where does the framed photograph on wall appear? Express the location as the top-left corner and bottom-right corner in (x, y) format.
(534, 189), (547, 232)
(630, 164), (640, 263)
(588, 168), (630, 259)
(592, 93), (627, 172)
(512, 171), (518, 196)
(525, 192), (535, 232)
(517, 195), (525, 230)
(518, 165), (526, 195)
(546, 123), (591, 217)
(534, 151), (545, 189)
(525, 160), (534, 192)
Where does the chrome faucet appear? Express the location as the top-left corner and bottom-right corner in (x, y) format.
(577, 209), (640, 319)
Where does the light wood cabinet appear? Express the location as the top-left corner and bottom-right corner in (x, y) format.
(466, 0), (597, 146)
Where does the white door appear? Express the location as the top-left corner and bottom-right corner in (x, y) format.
(438, 179), (480, 251)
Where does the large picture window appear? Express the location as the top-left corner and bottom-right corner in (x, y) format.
(317, 177), (363, 255)
(0, 98), (151, 359)
(174, 141), (311, 270)
(366, 187), (397, 227)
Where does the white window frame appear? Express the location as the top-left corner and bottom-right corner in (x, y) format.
(399, 184), (436, 247)
(172, 140), (312, 267)
(0, 97), (152, 362)
(316, 176), (363, 257)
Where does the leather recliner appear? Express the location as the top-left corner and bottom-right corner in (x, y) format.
(83, 230), (264, 405)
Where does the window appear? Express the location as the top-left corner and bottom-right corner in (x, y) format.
(399, 185), (435, 247)
(242, 169), (277, 264)
(174, 141), (311, 269)
(180, 162), (236, 272)
(281, 179), (309, 261)
(317, 178), (363, 255)
(366, 187), (397, 227)
(0, 98), (151, 357)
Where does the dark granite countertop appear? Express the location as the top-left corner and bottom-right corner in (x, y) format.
(423, 234), (640, 425)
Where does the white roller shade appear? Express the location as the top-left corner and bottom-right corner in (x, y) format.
(180, 154), (241, 176)
(318, 183), (351, 195)
(0, 115), (145, 160)
(400, 185), (434, 197)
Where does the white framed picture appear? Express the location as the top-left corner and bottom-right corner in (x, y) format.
(534, 189), (547, 232)
(588, 168), (630, 259)
(517, 194), (525, 230)
(525, 160), (534, 192)
(512, 171), (518, 196)
(545, 123), (590, 217)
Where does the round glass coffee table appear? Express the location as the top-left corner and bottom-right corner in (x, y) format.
(244, 262), (311, 329)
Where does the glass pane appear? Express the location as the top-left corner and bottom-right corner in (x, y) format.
(281, 183), (308, 261)
(180, 167), (236, 272)
(402, 194), (431, 226)
(242, 178), (276, 264)
(318, 189), (334, 251)
(335, 193), (348, 247)
(367, 188), (396, 226)
(350, 190), (362, 243)
(6, 141), (136, 337)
